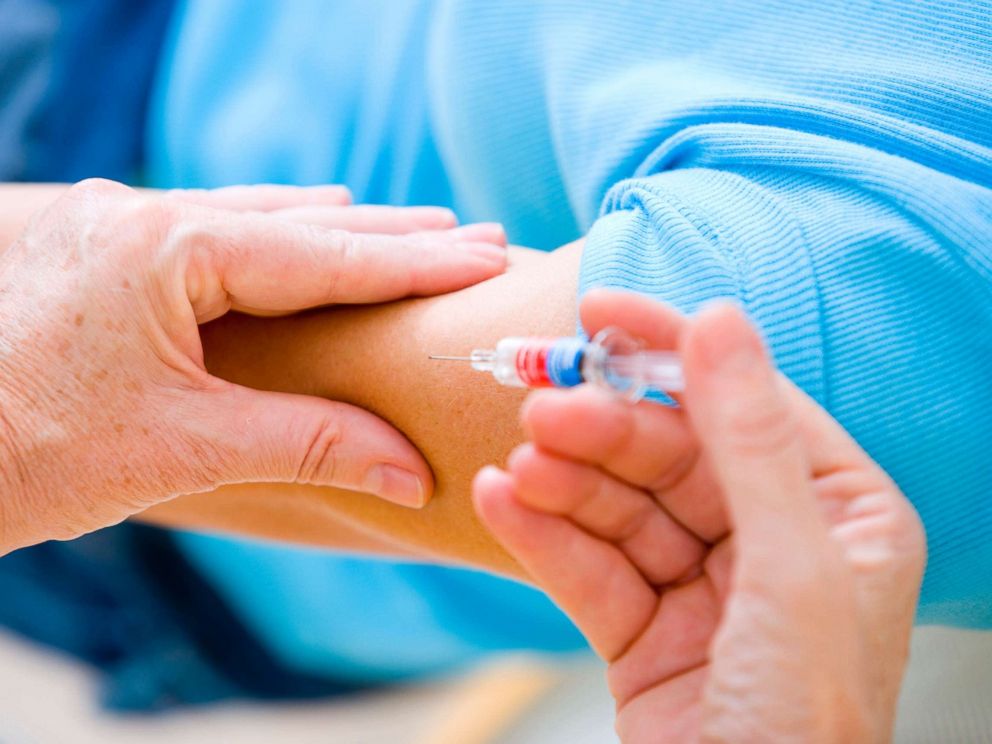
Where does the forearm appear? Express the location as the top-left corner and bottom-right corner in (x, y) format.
(0, 181), (578, 572)
(140, 243), (582, 575)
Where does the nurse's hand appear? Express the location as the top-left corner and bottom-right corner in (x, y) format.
(475, 292), (926, 743)
(0, 179), (507, 554)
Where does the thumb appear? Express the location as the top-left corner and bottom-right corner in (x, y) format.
(185, 382), (432, 508)
(682, 303), (825, 559)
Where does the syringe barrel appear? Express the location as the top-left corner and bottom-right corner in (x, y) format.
(490, 337), (587, 388)
(468, 331), (680, 400)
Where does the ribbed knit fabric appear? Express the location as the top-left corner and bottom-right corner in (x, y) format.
(550, 4), (992, 627)
(147, 0), (992, 680)
(432, 0), (992, 628)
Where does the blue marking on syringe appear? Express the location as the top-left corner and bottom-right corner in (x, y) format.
(546, 338), (586, 387)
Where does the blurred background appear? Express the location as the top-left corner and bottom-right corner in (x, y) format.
(1, 1), (991, 741)
(2, 625), (992, 742)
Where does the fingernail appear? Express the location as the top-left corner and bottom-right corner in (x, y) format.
(364, 464), (426, 508)
(450, 222), (507, 245)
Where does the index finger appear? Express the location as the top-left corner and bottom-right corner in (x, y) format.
(581, 288), (874, 479)
(579, 287), (687, 352)
(171, 207), (507, 320)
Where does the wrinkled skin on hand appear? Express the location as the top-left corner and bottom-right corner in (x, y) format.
(0, 179), (508, 554)
(475, 291), (926, 743)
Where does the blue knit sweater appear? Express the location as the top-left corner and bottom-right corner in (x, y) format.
(148, 0), (992, 677)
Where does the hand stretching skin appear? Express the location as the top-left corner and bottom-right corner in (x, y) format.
(474, 291), (926, 743)
(141, 242), (581, 570)
(0, 179), (508, 555)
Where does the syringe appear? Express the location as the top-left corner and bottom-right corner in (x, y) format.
(429, 327), (683, 402)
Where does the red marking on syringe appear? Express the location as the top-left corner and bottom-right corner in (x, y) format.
(515, 341), (554, 387)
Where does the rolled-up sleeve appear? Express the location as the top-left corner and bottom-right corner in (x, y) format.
(579, 119), (992, 627)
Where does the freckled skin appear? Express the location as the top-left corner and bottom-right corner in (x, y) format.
(0, 180), (510, 555)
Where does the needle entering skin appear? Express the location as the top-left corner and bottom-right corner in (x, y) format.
(428, 355), (474, 361)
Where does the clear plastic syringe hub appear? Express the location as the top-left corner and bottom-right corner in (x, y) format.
(584, 327), (684, 401)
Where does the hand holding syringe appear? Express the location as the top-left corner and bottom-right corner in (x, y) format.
(430, 328), (683, 401)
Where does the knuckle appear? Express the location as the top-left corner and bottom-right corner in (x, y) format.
(607, 499), (656, 544)
(643, 441), (698, 494)
(295, 416), (343, 485)
(67, 177), (131, 201)
(721, 397), (798, 458)
(61, 180), (134, 225)
(893, 497), (928, 570)
(330, 227), (356, 261)
(583, 392), (636, 458)
(841, 491), (928, 578)
(57, 187), (175, 270)
(600, 419), (636, 463)
(57, 179), (129, 231)
(162, 187), (203, 203)
(163, 213), (214, 255)
(321, 228), (355, 297)
(161, 211), (230, 280)
(107, 199), (175, 263)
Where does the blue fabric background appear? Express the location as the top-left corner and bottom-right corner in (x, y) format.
(0, 0), (174, 181)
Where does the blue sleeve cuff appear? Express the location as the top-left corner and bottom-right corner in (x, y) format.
(579, 165), (992, 628)
(580, 168), (827, 403)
